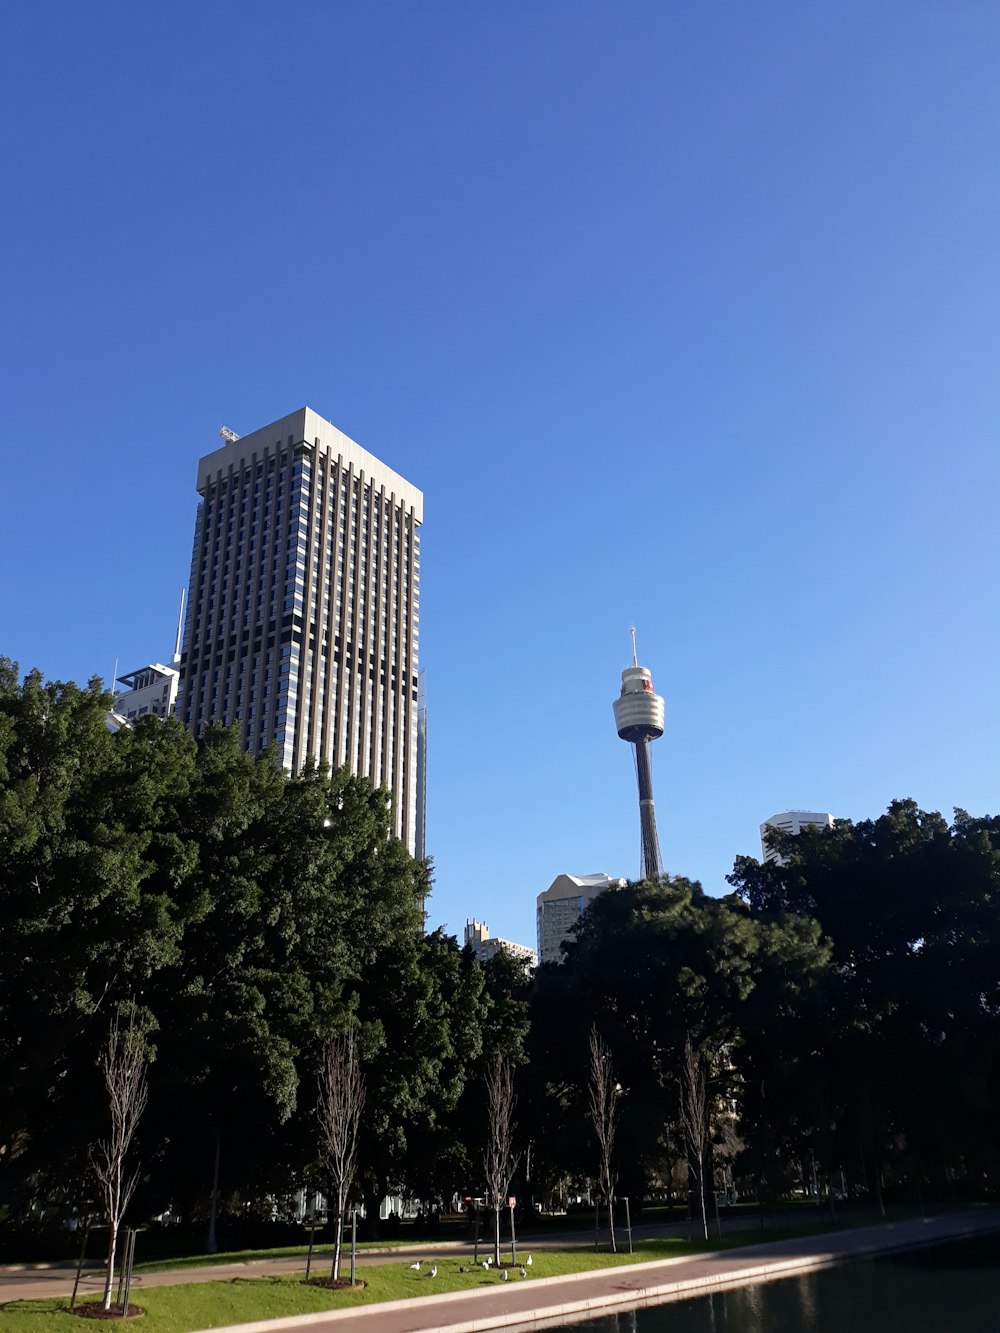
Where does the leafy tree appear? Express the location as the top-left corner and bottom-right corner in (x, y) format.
(0, 663), (197, 1208)
(728, 799), (1000, 1199)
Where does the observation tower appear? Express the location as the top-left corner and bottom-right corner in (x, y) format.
(613, 628), (665, 882)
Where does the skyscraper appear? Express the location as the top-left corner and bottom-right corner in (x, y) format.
(177, 407), (423, 853)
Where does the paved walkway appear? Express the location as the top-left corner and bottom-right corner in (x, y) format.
(182, 1209), (1000, 1333)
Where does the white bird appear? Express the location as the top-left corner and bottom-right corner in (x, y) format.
(525, 1254), (533, 1266)
(519, 1265), (527, 1278)
(427, 1265), (438, 1279)
(500, 1269), (509, 1282)
(408, 1261), (421, 1271)
(480, 1260), (489, 1269)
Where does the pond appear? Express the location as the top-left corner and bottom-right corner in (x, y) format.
(559, 1232), (1000, 1333)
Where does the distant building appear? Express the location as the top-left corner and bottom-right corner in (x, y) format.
(464, 918), (536, 969)
(535, 872), (626, 965)
(112, 663), (180, 724)
(759, 811), (835, 864)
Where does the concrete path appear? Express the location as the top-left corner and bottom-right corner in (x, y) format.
(184, 1209), (1000, 1333)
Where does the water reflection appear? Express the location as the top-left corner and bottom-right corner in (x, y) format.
(563, 1233), (1000, 1333)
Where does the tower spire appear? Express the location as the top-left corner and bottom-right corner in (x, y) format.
(172, 588), (186, 665)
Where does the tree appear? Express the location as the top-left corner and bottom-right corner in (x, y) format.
(483, 1055), (517, 1266)
(0, 664), (195, 1206)
(588, 1027), (620, 1252)
(679, 1033), (708, 1241)
(89, 1003), (149, 1311)
(728, 799), (1000, 1202)
(318, 1027), (365, 1282)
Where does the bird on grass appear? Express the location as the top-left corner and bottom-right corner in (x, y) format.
(500, 1269), (509, 1282)
(525, 1253), (533, 1266)
(426, 1265), (438, 1279)
(519, 1266), (527, 1278)
(407, 1261), (421, 1271)
(480, 1260), (490, 1270)
(458, 1266), (467, 1274)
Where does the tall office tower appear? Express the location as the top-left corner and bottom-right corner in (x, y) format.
(613, 629), (665, 882)
(177, 407), (423, 853)
(760, 811), (834, 865)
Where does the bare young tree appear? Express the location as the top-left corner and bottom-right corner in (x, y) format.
(89, 1003), (149, 1311)
(680, 1032), (709, 1241)
(483, 1054), (518, 1266)
(318, 1027), (366, 1282)
(588, 1027), (620, 1253)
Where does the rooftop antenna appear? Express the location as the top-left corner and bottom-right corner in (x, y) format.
(111, 655), (119, 699)
(630, 624), (638, 667)
(172, 588), (186, 665)
(219, 425), (240, 444)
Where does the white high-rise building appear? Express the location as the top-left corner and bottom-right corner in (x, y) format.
(112, 663), (180, 723)
(536, 872), (626, 965)
(177, 408), (423, 853)
(760, 811), (835, 864)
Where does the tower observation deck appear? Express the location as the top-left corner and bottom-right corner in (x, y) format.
(613, 628), (665, 882)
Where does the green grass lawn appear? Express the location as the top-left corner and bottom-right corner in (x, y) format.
(0, 1229), (827, 1332)
(132, 1235), (418, 1274)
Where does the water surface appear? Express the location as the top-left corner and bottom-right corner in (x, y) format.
(560, 1233), (1000, 1333)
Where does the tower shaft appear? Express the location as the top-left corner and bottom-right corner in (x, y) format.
(634, 737), (663, 882)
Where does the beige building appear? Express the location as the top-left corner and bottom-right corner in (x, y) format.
(464, 918), (537, 968)
(536, 872), (626, 965)
(177, 407), (423, 853)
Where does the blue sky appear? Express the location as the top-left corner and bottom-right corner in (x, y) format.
(4, 3), (999, 950)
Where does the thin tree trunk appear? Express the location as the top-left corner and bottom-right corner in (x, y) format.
(102, 1227), (118, 1311)
(331, 1200), (345, 1281)
(695, 1156), (708, 1241)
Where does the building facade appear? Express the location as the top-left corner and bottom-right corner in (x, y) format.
(759, 811), (835, 864)
(464, 918), (537, 969)
(177, 407), (423, 853)
(112, 662), (180, 723)
(535, 872), (626, 965)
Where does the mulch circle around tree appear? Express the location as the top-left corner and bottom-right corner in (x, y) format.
(303, 1277), (366, 1290)
(73, 1302), (145, 1319)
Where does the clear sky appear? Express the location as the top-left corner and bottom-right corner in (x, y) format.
(4, 3), (999, 951)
